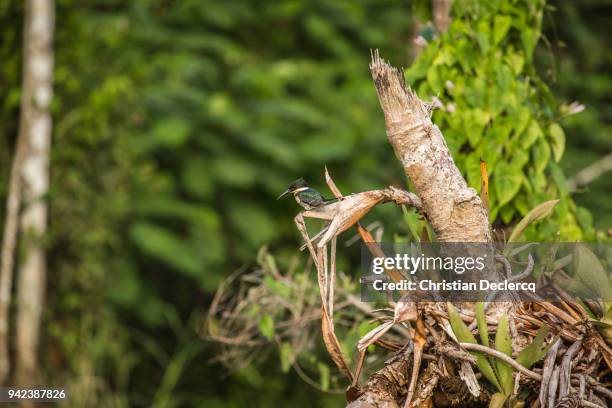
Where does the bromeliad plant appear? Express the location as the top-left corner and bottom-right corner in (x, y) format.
(448, 302), (554, 407)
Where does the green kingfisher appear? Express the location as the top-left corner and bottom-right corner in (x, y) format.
(277, 178), (334, 210)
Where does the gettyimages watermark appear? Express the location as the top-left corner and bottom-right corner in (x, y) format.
(360, 242), (612, 302)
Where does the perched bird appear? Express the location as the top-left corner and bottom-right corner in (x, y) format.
(277, 178), (333, 210)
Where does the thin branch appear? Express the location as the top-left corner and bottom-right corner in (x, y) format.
(581, 399), (605, 408)
(568, 152), (612, 191)
(458, 342), (542, 381)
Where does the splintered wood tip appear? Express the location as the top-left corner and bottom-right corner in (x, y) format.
(369, 49), (391, 73)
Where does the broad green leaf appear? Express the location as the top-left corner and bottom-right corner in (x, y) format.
(572, 245), (612, 300)
(509, 149), (529, 171)
(520, 28), (537, 60)
(507, 52), (525, 75)
(426, 66), (443, 94)
(447, 303), (502, 391)
(130, 223), (202, 276)
(475, 302), (489, 346)
(228, 203), (277, 246)
(513, 107), (531, 138)
(465, 77), (487, 107)
(520, 120), (543, 149)
(476, 20), (490, 53)
(500, 203), (515, 224)
(494, 162), (522, 207)
(150, 118), (191, 148)
(532, 139), (550, 173)
(317, 362), (330, 391)
(280, 342), (293, 373)
(575, 207), (593, 231)
(465, 109), (489, 146)
(529, 169), (547, 192)
(259, 315), (274, 340)
(514, 193), (530, 216)
(493, 15), (512, 45)
(549, 123), (565, 162)
(507, 199), (559, 243)
(494, 64), (513, 93)
(489, 392), (508, 408)
(550, 162), (569, 198)
(264, 275), (291, 299)
(211, 155), (258, 187)
(517, 326), (549, 368)
(447, 303), (477, 344)
(358, 321), (379, 337)
(466, 154), (483, 189)
(494, 315), (514, 395)
(548, 123), (565, 163)
(403, 207), (422, 242)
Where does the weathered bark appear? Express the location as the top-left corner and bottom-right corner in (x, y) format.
(14, 0), (55, 388)
(432, 0), (453, 33)
(369, 51), (490, 243)
(346, 52), (493, 408)
(0, 131), (25, 384)
(347, 353), (412, 408)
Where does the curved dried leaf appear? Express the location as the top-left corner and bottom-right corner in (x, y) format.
(324, 166), (344, 200)
(321, 308), (353, 381)
(507, 199), (559, 243)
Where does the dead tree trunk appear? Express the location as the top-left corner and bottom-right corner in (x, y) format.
(370, 51), (490, 243)
(432, 0), (453, 33)
(347, 52), (493, 408)
(13, 0), (55, 388)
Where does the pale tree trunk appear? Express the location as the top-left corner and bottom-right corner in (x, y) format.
(14, 0), (55, 388)
(432, 0), (452, 33)
(0, 128), (26, 384)
(370, 51), (490, 242)
(347, 52), (492, 408)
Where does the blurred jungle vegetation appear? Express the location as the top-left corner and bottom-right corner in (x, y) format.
(0, 0), (610, 406)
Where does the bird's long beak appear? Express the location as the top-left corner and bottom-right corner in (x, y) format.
(277, 189), (291, 200)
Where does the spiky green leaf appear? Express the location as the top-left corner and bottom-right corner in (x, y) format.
(494, 315), (514, 395)
(447, 303), (502, 391)
(476, 302), (489, 346)
(516, 325), (549, 368)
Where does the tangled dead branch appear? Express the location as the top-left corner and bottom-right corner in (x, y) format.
(205, 248), (410, 391)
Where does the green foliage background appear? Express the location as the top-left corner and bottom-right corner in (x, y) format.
(407, 0), (595, 241)
(0, 0), (609, 406)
